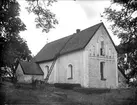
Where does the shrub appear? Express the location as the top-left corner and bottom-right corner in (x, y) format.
(54, 83), (81, 89)
(130, 89), (137, 105)
(129, 81), (137, 87)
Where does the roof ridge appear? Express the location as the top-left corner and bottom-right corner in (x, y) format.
(55, 34), (75, 57)
(43, 22), (102, 46)
(34, 34), (75, 59)
(35, 22), (104, 62)
(36, 22), (103, 51)
(46, 34), (74, 45)
(80, 22), (103, 33)
(60, 22), (103, 55)
(83, 22), (103, 48)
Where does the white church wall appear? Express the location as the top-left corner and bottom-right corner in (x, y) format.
(57, 50), (85, 86)
(39, 61), (56, 83)
(85, 25), (118, 88)
(38, 25), (118, 88)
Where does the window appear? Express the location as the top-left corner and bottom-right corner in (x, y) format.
(45, 66), (49, 76)
(112, 52), (114, 58)
(67, 64), (73, 79)
(106, 44), (108, 56)
(96, 42), (99, 55)
(93, 45), (95, 56)
(109, 48), (111, 58)
(100, 41), (105, 56)
(100, 62), (106, 80)
(118, 74), (120, 83)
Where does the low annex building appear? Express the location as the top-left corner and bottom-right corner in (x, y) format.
(16, 22), (126, 88)
(16, 61), (44, 83)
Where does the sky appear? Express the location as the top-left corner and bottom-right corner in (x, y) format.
(18, 0), (120, 56)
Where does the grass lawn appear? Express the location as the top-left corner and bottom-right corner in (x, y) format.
(0, 81), (137, 105)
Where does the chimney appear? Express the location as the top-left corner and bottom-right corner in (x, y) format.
(76, 29), (80, 33)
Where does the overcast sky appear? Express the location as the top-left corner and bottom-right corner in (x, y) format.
(18, 0), (120, 56)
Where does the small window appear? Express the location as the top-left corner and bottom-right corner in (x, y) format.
(93, 45), (95, 56)
(100, 41), (105, 56)
(100, 62), (106, 80)
(109, 48), (111, 58)
(112, 52), (114, 58)
(45, 66), (50, 75)
(67, 64), (73, 79)
(106, 44), (108, 56)
(96, 42), (99, 55)
(118, 75), (120, 83)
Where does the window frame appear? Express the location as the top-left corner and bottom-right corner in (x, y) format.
(100, 41), (105, 56)
(109, 48), (111, 58)
(45, 65), (50, 75)
(67, 64), (73, 79)
(100, 62), (106, 81)
(93, 45), (95, 56)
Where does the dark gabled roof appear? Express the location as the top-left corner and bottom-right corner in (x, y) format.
(60, 23), (102, 55)
(19, 61), (44, 75)
(35, 22), (117, 63)
(35, 35), (73, 62)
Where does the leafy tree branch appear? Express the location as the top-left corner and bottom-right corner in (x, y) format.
(26, 0), (58, 33)
(103, 0), (137, 82)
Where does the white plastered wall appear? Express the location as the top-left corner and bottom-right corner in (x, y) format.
(39, 50), (87, 87)
(57, 50), (85, 86)
(38, 25), (118, 88)
(84, 25), (118, 88)
(39, 61), (56, 83)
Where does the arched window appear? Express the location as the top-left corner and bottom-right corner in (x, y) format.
(100, 41), (105, 56)
(45, 66), (49, 76)
(67, 64), (73, 79)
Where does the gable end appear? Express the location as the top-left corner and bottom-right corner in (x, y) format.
(102, 24), (118, 53)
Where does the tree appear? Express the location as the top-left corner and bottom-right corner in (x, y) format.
(0, 0), (58, 80)
(26, 0), (58, 33)
(0, 0), (32, 79)
(103, 0), (137, 81)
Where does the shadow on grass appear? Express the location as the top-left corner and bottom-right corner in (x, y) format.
(73, 87), (111, 95)
(61, 102), (93, 105)
(4, 90), (39, 104)
(0, 82), (6, 105)
(0, 92), (5, 105)
(118, 98), (137, 105)
(122, 89), (137, 105)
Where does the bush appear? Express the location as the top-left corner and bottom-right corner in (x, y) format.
(54, 83), (81, 90)
(15, 83), (33, 89)
(131, 89), (137, 105)
(129, 81), (137, 87)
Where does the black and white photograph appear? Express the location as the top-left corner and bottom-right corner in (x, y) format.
(0, 0), (137, 104)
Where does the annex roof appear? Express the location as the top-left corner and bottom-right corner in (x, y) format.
(34, 22), (116, 63)
(19, 61), (44, 75)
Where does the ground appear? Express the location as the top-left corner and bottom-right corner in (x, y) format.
(0, 81), (137, 105)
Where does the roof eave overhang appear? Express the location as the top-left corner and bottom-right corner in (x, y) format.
(36, 58), (54, 64)
(24, 73), (44, 75)
(36, 48), (84, 64)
